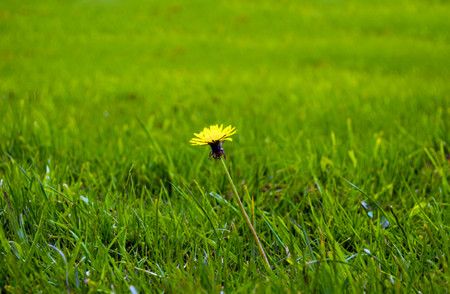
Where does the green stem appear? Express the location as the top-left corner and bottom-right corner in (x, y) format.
(220, 158), (271, 272)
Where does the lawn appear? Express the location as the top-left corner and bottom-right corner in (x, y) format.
(0, 0), (449, 292)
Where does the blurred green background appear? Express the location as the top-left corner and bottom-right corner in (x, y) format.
(1, 0), (449, 182)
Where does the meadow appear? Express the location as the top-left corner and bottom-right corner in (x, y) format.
(0, 0), (449, 292)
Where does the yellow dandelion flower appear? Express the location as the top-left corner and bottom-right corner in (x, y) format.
(190, 124), (237, 159)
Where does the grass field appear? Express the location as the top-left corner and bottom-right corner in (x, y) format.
(1, 0), (449, 292)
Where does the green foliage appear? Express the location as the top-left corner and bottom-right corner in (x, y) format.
(0, 0), (449, 292)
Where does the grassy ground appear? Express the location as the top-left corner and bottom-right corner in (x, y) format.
(1, 0), (449, 292)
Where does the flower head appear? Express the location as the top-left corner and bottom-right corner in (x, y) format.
(190, 124), (236, 159)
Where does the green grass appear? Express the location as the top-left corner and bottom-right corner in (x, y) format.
(0, 0), (449, 292)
